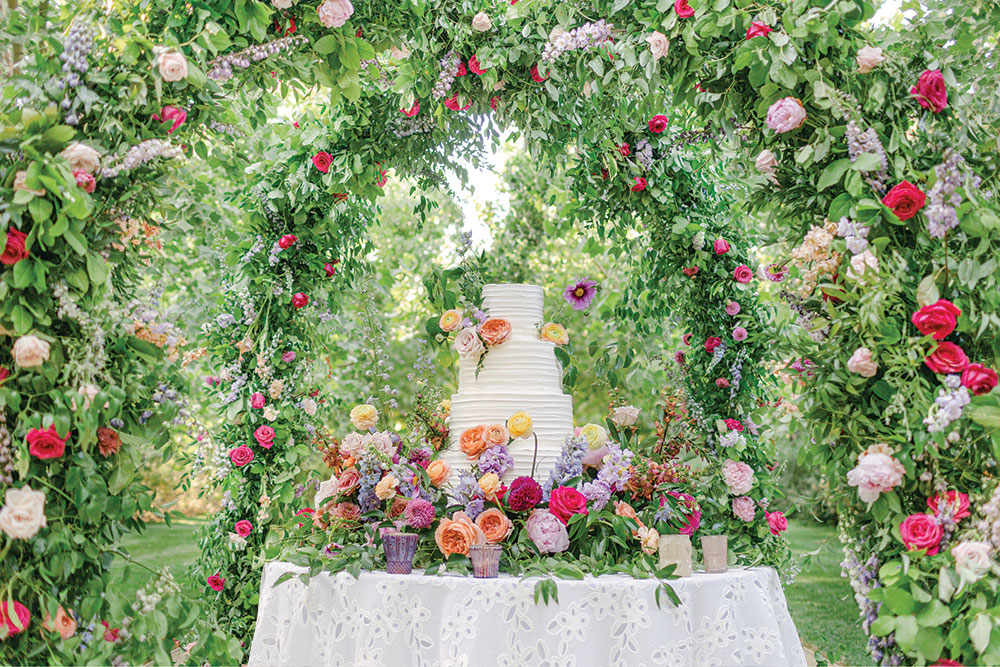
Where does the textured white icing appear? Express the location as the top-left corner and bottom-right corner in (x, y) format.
(445, 284), (574, 482)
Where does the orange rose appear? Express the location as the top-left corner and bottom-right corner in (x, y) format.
(482, 424), (509, 448)
(41, 606), (77, 640)
(459, 425), (487, 459)
(478, 473), (502, 500)
(614, 500), (644, 537)
(426, 458), (452, 486)
(479, 318), (511, 346)
(434, 511), (486, 558)
(476, 507), (513, 543)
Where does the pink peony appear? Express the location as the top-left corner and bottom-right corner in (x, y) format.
(725, 301), (740, 316)
(765, 511), (787, 536)
(548, 486), (588, 525)
(318, 0), (354, 28)
(713, 238), (730, 254)
(846, 451), (904, 503)
(525, 509), (569, 553)
(732, 496), (755, 522)
(765, 97), (806, 133)
(732, 326), (748, 342)
(899, 513), (943, 555)
(733, 264), (754, 284)
(722, 459), (755, 495)
(234, 520), (252, 537)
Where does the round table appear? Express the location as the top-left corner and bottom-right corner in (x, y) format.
(249, 562), (807, 667)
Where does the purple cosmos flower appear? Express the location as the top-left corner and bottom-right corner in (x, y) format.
(563, 278), (598, 311)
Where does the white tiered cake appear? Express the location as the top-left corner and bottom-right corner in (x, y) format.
(444, 284), (574, 482)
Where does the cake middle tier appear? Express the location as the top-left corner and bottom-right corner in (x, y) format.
(457, 336), (565, 392)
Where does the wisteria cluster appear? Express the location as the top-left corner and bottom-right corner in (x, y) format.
(925, 150), (969, 239)
(922, 374), (971, 433)
(836, 216), (870, 255)
(56, 21), (93, 124)
(844, 119), (889, 192)
(449, 470), (485, 518)
(100, 139), (183, 179)
(634, 138), (654, 171)
(431, 51), (461, 99)
(391, 114), (436, 138)
(541, 20), (614, 62)
(206, 35), (307, 82)
(0, 412), (13, 485)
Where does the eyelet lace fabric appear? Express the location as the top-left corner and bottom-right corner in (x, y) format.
(248, 564), (807, 667)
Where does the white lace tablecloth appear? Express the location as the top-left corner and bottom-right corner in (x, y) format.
(248, 563), (806, 667)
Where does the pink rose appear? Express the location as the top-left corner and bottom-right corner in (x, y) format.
(716, 378), (730, 388)
(234, 520), (253, 537)
(530, 64), (548, 83)
(722, 459), (755, 495)
(725, 301), (740, 316)
(0, 600), (30, 638)
(400, 101), (419, 117)
(525, 509), (569, 553)
(911, 300), (960, 340)
(846, 451), (904, 503)
(229, 445), (254, 467)
(910, 69), (947, 114)
(927, 491), (970, 520)
(765, 97), (806, 133)
(1, 229), (29, 266)
(74, 170), (96, 193)
(278, 234), (297, 249)
(336, 467), (361, 495)
(724, 419), (743, 431)
(673, 0), (694, 18)
(648, 115), (668, 133)
(207, 574), (225, 591)
(732, 496), (755, 522)
(765, 510), (787, 536)
(732, 326), (747, 342)
(548, 486), (588, 525)
(924, 341), (969, 374)
(324, 262), (337, 277)
(713, 238), (730, 255)
(317, 0), (354, 28)
(733, 264), (753, 284)
(631, 177), (647, 192)
(312, 151), (332, 173)
(152, 105), (186, 134)
(251, 393), (266, 409)
(332, 502), (361, 520)
(746, 22), (772, 39)
(899, 513), (943, 555)
(961, 363), (997, 396)
(254, 425), (275, 446)
(292, 292), (309, 309)
(847, 347), (878, 378)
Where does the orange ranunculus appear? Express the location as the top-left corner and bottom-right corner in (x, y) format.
(41, 606), (77, 640)
(614, 500), (644, 537)
(476, 507), (513, 544)
(459, 425), (487, 459)
(426, 459), (451, 486)
(482, 424), (509, 448)
(434, 511), (486, 558)
(479, 318), (512, 346)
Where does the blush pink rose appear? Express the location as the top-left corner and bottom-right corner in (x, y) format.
(336, 467), (361, 495)
(251, 392), (266, 409)
(846, 452), (904, 503)
(722, 459), (755, 495)
(899, 513), (943, 555)
(765, 97), (806, 133)
(318, 0), (354, 27)
(548, 486), (588, 525)
(732, 496), (755, 522)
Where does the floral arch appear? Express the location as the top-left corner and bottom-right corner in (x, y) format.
(2, 0), (1000, 664)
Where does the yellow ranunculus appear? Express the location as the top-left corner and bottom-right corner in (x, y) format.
(438, 399), (451, 415)
(507, 411), (533, 439)
(350, 404), (379, 430)
(439, 309), (463, 332)
(540, 322), (569, 346)
(579, 423), (607, 450)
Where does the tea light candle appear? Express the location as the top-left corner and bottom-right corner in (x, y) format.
(701, 535), (728, 573)
(658, 534), (692, 577)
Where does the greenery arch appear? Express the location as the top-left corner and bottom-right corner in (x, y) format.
(2, 0), (999, 664)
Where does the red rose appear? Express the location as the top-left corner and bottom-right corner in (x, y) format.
(229, 445), (254, 467)
(444, 94), (471, 111)
(674, 0), (694, 17)
(0, 368), (8, 382)
(468, 55), (487, 75)
(618, 143), (630, 156)
(882, 181), (926, 221)
(911, 69), (947, 114)
(924, 341), (969, 374)
(631, 176), (647, 192)
(324, 262), (337, 277)
(312, 151), (333, 173)
(765, 510), (787, 536)
(548, 486), (588, 525)
(234, 520), (253, 537)
(530, 64), (548, 82)
(1, 229), (29, 266)
(911, 299), (960, 340)
(27, 424), (69, 460)
(648, 115), (668, 133)
(746, 22), (772, 39)
(961, 363), (998, 396)
(400, 101), (419, 117)
(714, 238), (730, 255)
(927, 491), (970, 520)
(724, 418), (743, 431)
(682, 333), (692, 345)
(733, 264), (754, 284)
(705, 337), (722, 353)
(490, 96), (500, 110)
(278, 234), (297, 249)
(74, 170), (96, 193)
(682, 266), (699, 277)
(292, 292), (309, 309)
(899, 513), (942, 555)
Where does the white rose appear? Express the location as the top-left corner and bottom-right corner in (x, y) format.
(389, 45), (411, 60)
(272, 0), (294, 8)
(856, 46), (885, 74)
(13, 170), (45, 196)
(315, 477), (339, 507)
(645, 31), (669, 60)
(263, 406), (278, 421)
(341, 432), (365, 458)
(0, 485), (47, 540)
(12, 335), (50, 368)
(318, 0), (354, 28)
(472, 12), (492, 32)
(611, 405), (640, 427)
(363, 431), (395, 457)
(303, 398), (317, 416)
(60, 142), (101, 174)
(952, 541), (994, 582)
(847, 249), (878, 284)
(157, 51), (188, 82)
(454, 327), (484, 360)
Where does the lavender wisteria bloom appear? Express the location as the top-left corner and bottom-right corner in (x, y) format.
(563, 278), (598, 311)
(544, 435), (588, 497)
(542, 20), (614, 62)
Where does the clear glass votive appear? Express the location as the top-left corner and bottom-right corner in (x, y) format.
(468, 545), (503, 578)
(383, 532), (419, 574)
(701, 535), (728, 573)
(658, 534), (692, 577)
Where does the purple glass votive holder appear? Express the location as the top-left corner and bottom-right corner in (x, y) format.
(383, 532), (419, 574)
(468, 545), (502, 578)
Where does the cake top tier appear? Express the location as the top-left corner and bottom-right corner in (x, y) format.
(482, 283), (544, 325)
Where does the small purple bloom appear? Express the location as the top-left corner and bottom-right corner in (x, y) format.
(282, 351), (296, 363)
(732, 326), (748, 342)
(478, 445), (514, 477)
(563, 278), (598, 311)
(323, 543), (343, 558)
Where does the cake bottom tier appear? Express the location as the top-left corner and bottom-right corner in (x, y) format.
(444, 393), (574, 483)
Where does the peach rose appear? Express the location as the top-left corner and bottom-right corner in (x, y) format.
(478, 473), (501, 500)
(60, 142), (101, 174)
(459, 425), (487, 459)
(12, 335), (50, 368)
(482, 424), (509, 448)
(374, 474), (399, 501)
(434, 511), (486, 558)
(479, 318), (511, 346)
(41, 606), (77, 640)
(476, 508), (513, 543)
(426, 458), (452, 486)
(614, 500), (644, 536)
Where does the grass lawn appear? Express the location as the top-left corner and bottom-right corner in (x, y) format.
(785, 519), (874, 666)
(111, 518), (204, 602)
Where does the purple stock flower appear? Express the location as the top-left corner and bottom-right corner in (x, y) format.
(563, 278), (598, 311)
(478, 446), (514, 476)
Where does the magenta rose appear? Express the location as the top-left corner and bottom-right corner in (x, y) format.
(899, 513), (943, 555)
(292, 292), (309, 309)
(713, 238), (730, 255)
(882, 181), (926, 221)
(745, 21), (772, 39)
(724, 418), (743, 431)
(525, 509), (569, 553)
(648, 114), (668, 133)
(705, 336), (722, 353)
(631, 177), (647, 192)
(254, 425), (275, 445)
(251, 392), (266, 409)
(911, 69), (947, 114)
(207, 574), (225, 592)
(924, 341), (969, 374)
(733, 264), (753, 284)
(234, 520), (253, 537)
(229, 445), (254, 467)
(548, 486), (588, 525)
(673, 0), (694, 18)
(765, 510), (787, 536)
(278, 234), (297, 249)
(152, 105), (187, 134)
(912, 299), (960, 340)
(0, 600), (30, 638)
(312, 151), (332, 173)
(961, 363), (998, 396)
(27, 425), (70, 460)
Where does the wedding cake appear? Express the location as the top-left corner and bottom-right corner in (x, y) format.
(443, 284), (574, 481)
